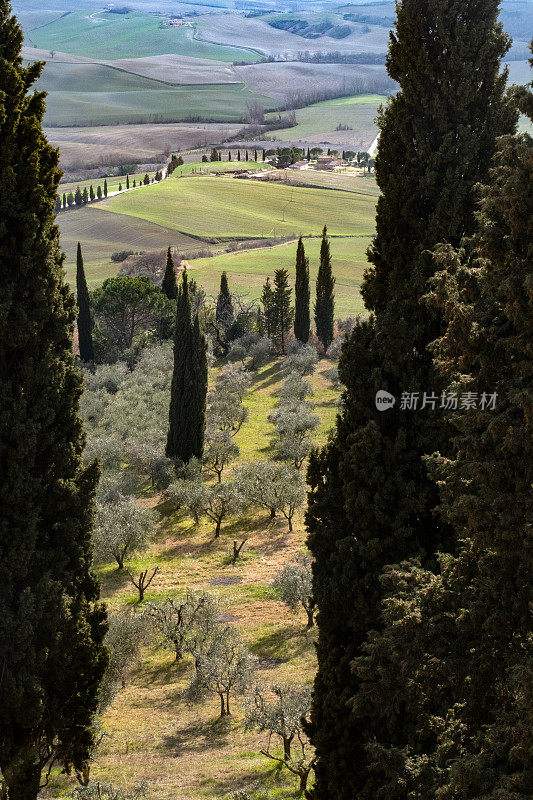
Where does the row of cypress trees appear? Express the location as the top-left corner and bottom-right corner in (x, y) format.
(305, 1), (530, 798)
(294, 227), (335, 351)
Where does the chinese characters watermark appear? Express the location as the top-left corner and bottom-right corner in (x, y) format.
(375, 391), (497, 412)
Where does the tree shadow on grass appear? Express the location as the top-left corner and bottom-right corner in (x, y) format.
(251, 361), (283, 391)
(158, 715), (233, 757)
(250, 623), (314, 662)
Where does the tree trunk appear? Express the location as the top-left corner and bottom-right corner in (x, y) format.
(270, 508), (276, 519)
(2, 750), (41, 800)
(283, 737), (292, 760)
(214, 519), (221, 538)
(288, 515), (293, 532)
(225, 691), (231, 716)
(219, 693), (225, 717)
(306, 606), (315, 628)
(298, 769), (310, 795)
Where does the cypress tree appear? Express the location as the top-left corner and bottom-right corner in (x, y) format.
(294, 236), (310, 343)
(272, 268), (293, 354)
(354, 71), (533, 797)
(97, 185), (102, 200)
(261, 276), (275, 340)
(62, 191), (66, 208)
(126, 174), (130, 189)
(215, 270), (234, 330)
(314, 225), (335, 352)
(238, 150), (241, 161)
(166, 272), (207, 464)
(228, 150), (232, 161)
(306, 147), (310, 160)
(254, 149), (257, 161)
(76, 242), (94, 363)
(103, 178), (107, 197)
(54, 195), (61, 213)
(82, 186), (88, 204)
(161, 246), (178, 300)
(262, 148), (266, 160)
(89, 185), (94, 201)
(0, 5), (107, 798)
(74, 186), (82, 206)
(305, 2), (515, 799)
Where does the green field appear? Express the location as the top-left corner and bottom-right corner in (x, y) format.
(58, 207), (210, 288)
(30, 10), (261, 62)
(96, 175), (377, 239)
(40, 78), (272, 127)
(268, 93), (385, 139)
(286, 170), (380, 196)
(59, 170), (158, 197)
(189, 236), (371, 318)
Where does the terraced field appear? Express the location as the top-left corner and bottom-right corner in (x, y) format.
(96, 175), (377, 239)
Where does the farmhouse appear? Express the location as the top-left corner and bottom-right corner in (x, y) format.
(287, 161), (309, 170)
(316, 156), (343, 170)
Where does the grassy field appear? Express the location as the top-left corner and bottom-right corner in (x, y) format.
(284, 170), (380, 196)
(188, 236), (371, 318)
(58, 208), (209, 288)
(96, 175), (377, 239)
(59, 170), (158, 197)
(39, 72), (273, 127)
(268, 94), (385, 143)
(30, 10), (261, 62)
(44, 357), (340, 800)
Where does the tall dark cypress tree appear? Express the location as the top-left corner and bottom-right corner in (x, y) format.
(294, 236), (310, 343)
(166, 272), (207, 464)
(161, 246), (177, 300)
(353, 70), (533, 798)
(76, 242), (94, 363)
(305, 3), (515, 799)
(103, 178), (107, 197)
(314, 225), (335, 352)
(0, 6), (108, 799)
(216, 270), (234, 330)
(272, 267), (293, 354)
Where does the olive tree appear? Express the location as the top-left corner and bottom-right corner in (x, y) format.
(167, 479), (243, 537)
(269, 372), (319, 469)
(188, 624), (256, 717)
(94, 497), (157, 569)
(144, 591), (219, 662)
(244, 684), (315, 794)
(203, 428), (240, 482)
(207, 364), (251, 435)
(283, 342), (318, 376)
(272, 553), (315, 628)
(234, 462), (306, 531)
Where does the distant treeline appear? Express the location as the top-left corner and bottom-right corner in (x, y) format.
(234, 52), (387, 66)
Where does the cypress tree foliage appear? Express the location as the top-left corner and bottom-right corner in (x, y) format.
(294, 236), (310, 343)
(76, 242), (94, 363)
(89, 185), (94, 201)
(216, 271), (234, 330)
(353, 71), (533, 798)
(166, 272), (208, 465)
(261, 276), (275, 340)
(97, 185), (102, 200)
(161, 246), (178, 300)
(0, 5), (107, 798)
(62, 191), (66, 208)
(305, 3), (516, 799)
(103, 178), (107, 197)
(272, 268), (293, 354)
(126, 174), (130, 189)
(313, 225), (335, 352)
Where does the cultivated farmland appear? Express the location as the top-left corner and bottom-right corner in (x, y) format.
(30, 10), (261, 62)
(95, 175), (377, 239)
(46, 123), (244, 170)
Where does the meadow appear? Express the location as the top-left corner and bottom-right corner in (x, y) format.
(30, 10), (260, 62)
(96, 175), (377, 239)
(44, 356), (340, 800)
(187, 236), (371, 318)
(267, 94), (385, 146)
